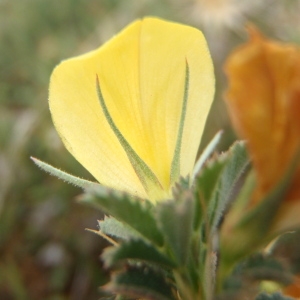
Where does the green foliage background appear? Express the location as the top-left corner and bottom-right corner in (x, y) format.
(0, 0), (299, 299)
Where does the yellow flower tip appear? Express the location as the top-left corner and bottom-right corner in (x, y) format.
(49, 17), (215, 202)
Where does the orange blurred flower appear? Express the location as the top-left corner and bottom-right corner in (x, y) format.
(284, 275), (300, 299)
(225, 27), (300, 230)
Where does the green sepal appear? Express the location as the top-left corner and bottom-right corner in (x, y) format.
(102, 239), (177, 269)
(255, 293), (294, 300)
(31, 157), (100, 189)
(225, 254), (292, 287)
(222, 149), (300, 265)
(217, 291), (294, 300)
(193, 142), (249, 293)
(191, 130), (223, 182)
(193, 141), (249, 234)
(170, 60), (189, 184)
(208, 141), (249, 232)
(99, 216), (141, 241)
(104, 264), (176, 300)
(193, 150), (228, 231)
(219, 253), (293, 300)
(156, 194), (194, 265)
(172, 176), (191, 198)
(270, 230), (300, 275)
(99, 296), (129, 300)
(80, 188), (164, 247)
(96, 76), (163, 199)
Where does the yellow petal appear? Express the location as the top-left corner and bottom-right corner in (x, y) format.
(49, 17), (214, 201)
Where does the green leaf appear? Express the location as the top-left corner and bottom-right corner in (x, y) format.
(221, 148), (300, 266)
(222, 150), (300, 264)
(270, 230), (300, 274)
(223, 254), (293, 291)
(99, 216), (141, 240)
(193, 141), (249, 292)
(208, 141), (249, 232)
(170, 60), (189, 184)
(171, 176), (192, 202)
(219, 158), (299, 287)
(102, 239), (177, 268)
(99, 296), (128, 300)
(80, 188), (164, 247)
(31, 157), (100, 189)
(105, 264), (176, 300)
(193, 152), (228, 231)
(256, 293), (294, 300)
(191, 130), (223, 182)
(156, 194), (194, 265)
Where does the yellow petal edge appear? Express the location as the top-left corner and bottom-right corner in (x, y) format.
(49, 17), (215, 202)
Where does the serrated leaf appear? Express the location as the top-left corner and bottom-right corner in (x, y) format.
(31, 157), (100, 189)
(256, 292), (294, 300)
(270, 230), (300, 275)
(80, 188), (164, 247)
(156, 194), (194, 265)
(209, 141), (249, 231)
(219, 154), (300, 280)
(192, 130), (223, 182)
(223, 253), (293, 291)
(102, 239), (177, 268)
(193, 153), (228, 230)
(105, 264), (176, 300)
(99, 216), (141, 240)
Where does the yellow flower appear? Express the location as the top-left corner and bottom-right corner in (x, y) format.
(49, 17), (214, 202)
(225, 26), (300, 230)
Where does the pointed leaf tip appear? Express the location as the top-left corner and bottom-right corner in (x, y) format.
(31, 157), (99, 189)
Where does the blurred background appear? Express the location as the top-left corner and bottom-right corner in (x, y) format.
(0, 0), (299, 299)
